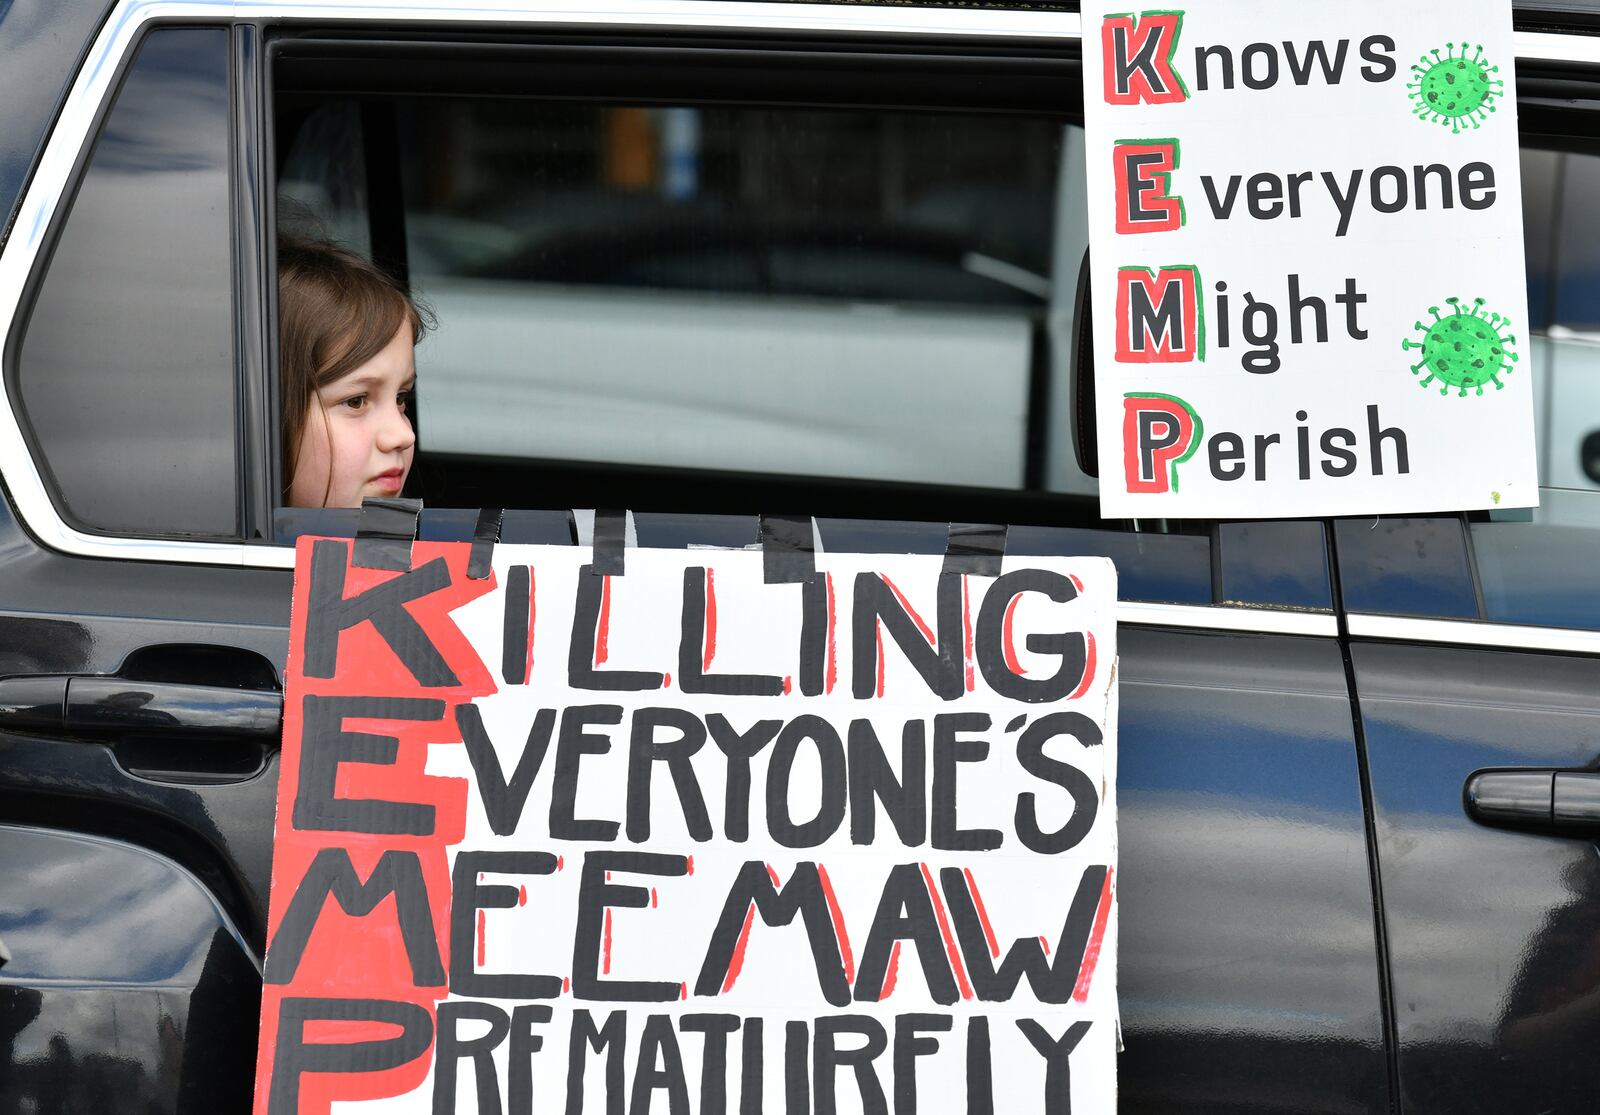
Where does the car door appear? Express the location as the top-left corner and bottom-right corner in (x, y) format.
(1340, 42), (1600, 1113)
(1341, 514), (1600, 1115)
(3, 5), (1388, 1114)
(0, 21), (291, 1114)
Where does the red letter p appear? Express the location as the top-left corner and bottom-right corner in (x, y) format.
(1122, 393), (1202, 494)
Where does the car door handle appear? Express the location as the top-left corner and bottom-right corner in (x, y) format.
(0, 674), (282, 742)
(1465, 768), (1600, 833)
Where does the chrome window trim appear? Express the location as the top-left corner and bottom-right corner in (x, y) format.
(1347, 613), (1600, 656)
(1517, 30), (1600, 65)
(1117, 602), (1336, 638)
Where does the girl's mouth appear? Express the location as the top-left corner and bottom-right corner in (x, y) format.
(369, 468), (405, 494)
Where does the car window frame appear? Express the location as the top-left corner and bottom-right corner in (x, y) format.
(266, 55), (1085, 526)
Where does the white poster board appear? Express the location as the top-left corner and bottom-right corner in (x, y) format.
(1083, 0), (1537, 518)
(254, 539), (1119, 1115)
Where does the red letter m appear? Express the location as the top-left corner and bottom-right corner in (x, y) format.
(1101, 12), (1187, 105)
(1114, 265), (1202, 363)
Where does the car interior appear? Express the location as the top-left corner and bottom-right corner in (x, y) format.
(268, 31), (1109, 531)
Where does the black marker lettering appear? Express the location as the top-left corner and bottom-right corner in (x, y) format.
(1017, 1020), (1093, 1115)
(265, 848), (443, 986)
(450, 851), (560, 999)
(573, 852), (689, 1002)
(627, 707), (713, 843)
(1015, 713), (1103, 855)
(303, 539), (459, 686)
(270, 997), (431, 1115)
(456, 704), (554, 837)
(294, 694), (444, 836)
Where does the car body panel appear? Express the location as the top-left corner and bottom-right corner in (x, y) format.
(1354, 640), (1600, 1115)
(0, 824), (260, 1113)
(1117, 628), (1387, 1113)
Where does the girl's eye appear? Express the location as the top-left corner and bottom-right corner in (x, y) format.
(397, 389), (413, 414)
(339, 394), (368, 412)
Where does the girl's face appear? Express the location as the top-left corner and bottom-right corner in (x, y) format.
(289, 322), (416, 508)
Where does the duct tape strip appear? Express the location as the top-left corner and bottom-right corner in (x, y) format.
(761, 514), (816, 583)
(352, 496), (422, 571)
(591, 508), (627, 575)
(467, 508), (503, 580)
(941, 522), (1007, 577)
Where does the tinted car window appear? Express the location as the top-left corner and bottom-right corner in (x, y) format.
(1334, 144), (1600, 632)
(1551, 150), (1600, 333)
(1470, 493), (1600, 629)
(1521, 148), (1557, 334)
(14, 28), (236, 538)
(1337, 516), (1478, 619)
(1459, 144), (1600, 631)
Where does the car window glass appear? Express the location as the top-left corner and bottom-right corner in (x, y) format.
(1336, 516), (1478, 620)
(1462, 142), (1600, 632)
(388, 99), (1060, 493)
(13, 28), (236, 537)
(1338, 139), (1600, 632)
(1216, 520), (1331, 610)
(1521, 147), (1557, 334)
(1331, 143), (1600, 631)
(277, 100), (372, 255)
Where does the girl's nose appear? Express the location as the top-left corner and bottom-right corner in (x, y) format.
(377, 405), (415, 454)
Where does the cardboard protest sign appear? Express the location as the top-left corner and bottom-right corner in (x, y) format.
(253, 538), (1118, 1114)
(1083, 0), (1537, 518)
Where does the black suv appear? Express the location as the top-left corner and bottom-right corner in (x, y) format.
(3, 2), (1600, 1112)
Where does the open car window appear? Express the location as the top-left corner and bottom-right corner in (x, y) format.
(266, 33), (1336, 612)
(275, 60), (1092, 519)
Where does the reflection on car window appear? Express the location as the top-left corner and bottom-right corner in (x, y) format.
(278, 101), (372, 257)
(16, 28), (235, 537)
(402, 101), (1062, 490)
(283, 98), (1072, 493)
(1439, 144), (1600, 634)
(1521, 148), (1557, 334)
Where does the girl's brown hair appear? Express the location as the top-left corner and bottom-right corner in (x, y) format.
(278, 235), (428, 503)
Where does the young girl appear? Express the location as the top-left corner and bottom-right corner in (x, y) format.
(278, 235), (429, 508)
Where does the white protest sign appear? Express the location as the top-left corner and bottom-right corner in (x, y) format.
(1083, 0), (1537, 517)
(254, 539), (1118, 1115)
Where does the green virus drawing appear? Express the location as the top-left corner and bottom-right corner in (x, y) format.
(1407, 42), (1503, 132)
(1401, 297), (1519, 397)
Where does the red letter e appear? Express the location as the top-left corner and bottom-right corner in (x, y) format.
(1114, 140), (1183, 234)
